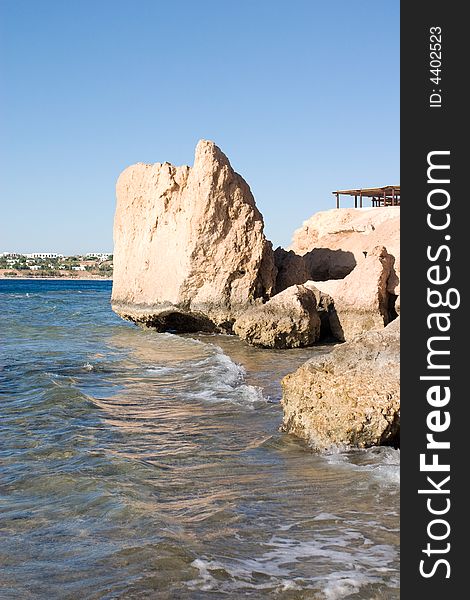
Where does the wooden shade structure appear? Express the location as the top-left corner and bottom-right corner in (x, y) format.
(332, 185), (400, 208)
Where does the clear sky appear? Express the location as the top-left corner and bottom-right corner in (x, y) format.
(0, 0), (399, 254)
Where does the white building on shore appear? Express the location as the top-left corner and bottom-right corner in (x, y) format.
(24, 253), (64, 259)
(85, 253), (112, 261)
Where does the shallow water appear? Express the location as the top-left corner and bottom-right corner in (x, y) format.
(0, 280), (399, 599)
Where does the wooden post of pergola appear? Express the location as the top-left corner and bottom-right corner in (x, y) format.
(336, 192), (340, 208)
(359, 191), (363, 208)
(354, 195), (357, 208)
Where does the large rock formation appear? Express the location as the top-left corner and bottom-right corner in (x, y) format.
(290, 207), (400, 296)
(111, 140), (276, 331)
(233, 284), (321, 348)
(306, 245), (394, 341)
(281, 318), (400, 450)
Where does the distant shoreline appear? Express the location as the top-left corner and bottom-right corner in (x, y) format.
(0, 276), (113, 281)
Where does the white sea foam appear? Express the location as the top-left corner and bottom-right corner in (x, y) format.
(188, 381), (266, 408)
(189, 559), (216, 592)
(321, 574), (371, 599)
(193, 349), (246, 384)
(313, 512), (341, 521)
(324, 447), (400, 486)
(186, 346), (267, 407)
(188, 531), (398, 595)
(143, 342), (267, 408)
(369, 460), (400, 485)
(146, 366), (175, 375)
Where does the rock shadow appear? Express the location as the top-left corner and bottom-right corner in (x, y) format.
(138, 311), (218, 334)
(274, 246), (357, 293)
(302, 248), (357, 281)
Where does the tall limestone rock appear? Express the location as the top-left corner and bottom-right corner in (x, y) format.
(111, 140), (276, 331)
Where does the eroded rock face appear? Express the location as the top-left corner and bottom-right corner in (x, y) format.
(281, 318), (400, 450)
(299, 282), (337, 340)
(233, 284), (321, 348)
(307, 246), (393, 341)
(111, 140), (276, 331)
(290, 207), (400, 295)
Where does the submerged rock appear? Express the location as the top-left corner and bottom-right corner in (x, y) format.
(307, 246), (394, 341)
(233, 284), (321, 349)
(281, 318), (400, 450)
(111, 140), (276, 331)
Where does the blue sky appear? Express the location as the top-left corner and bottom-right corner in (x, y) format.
(0, 0), (399, 254)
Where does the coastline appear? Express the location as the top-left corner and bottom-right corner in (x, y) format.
(0, 276), (112, 281)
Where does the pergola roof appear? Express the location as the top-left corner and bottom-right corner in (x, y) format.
(332, 185), (400, 198)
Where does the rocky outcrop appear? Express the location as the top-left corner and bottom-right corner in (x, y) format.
(111, 140), (276, 331)
(281, 318), (400, 450)
(233, 284), (321, 348)
(290, 207), (400, 296)
(307, 246), (393, 341)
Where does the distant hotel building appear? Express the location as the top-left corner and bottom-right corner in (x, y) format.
(24, 253), (64, 259)
(1, 252), (111, 259)
(85, 253), (112, 260)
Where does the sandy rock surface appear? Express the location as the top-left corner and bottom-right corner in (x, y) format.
(281, 318), (400, 450)
(233, 284), (321, 348)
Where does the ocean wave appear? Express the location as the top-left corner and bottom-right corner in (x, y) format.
(188, 530), (398, 596)
(185, 348), (267, 408)
(142, 342), (268, 408)
(324, 447), (400, 486)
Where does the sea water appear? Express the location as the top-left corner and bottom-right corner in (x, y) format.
(0, 280), (399, 599)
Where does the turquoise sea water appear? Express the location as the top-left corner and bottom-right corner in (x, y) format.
(0, 280), (399, 599)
